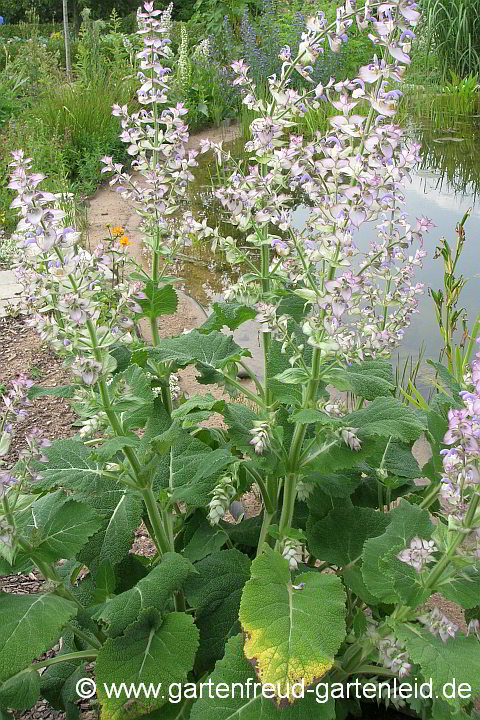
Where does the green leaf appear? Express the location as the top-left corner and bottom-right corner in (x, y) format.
(28, 493), (102, 562)
(239, 547), (346, 700)
(149, 330), (251, 371)
(94, 434), (140, 461)
(40, 633), (85, 715)
(198, 302), (257, 333)
(98, 552), (193, 637)
(220, 515), (263, 548)
(183, 520), (229, 563)
(110, 365), (154, 429)
(78, 492), (143, 574)
(439, 568), (480, 608)
(307, 507), (390, 567)
(289, 409), (339, 426)
(184, 550), (251, 671)
(223, 402), (261, 455)
(28, 384), (77, 399)
(267, 329), (308, 406)
(273, 368), (311, 384)
(96, 610), (199, 720)
(0, 593), (77, 681)
(362, 500), (433, 605)
(171, 399), (224, 430)
(344, 397), (427, 443)
(395, 624), (480, 706)
(154, 432), (237, 507)
(189, 634), (336, 720)
(324, 360), (395, 400)
(136, 282), (178, 319)
(0, 669), (40, 710)
(431, 698), (472, 720)
(36, 439), (107, 494)
(426, 360), (464, 403)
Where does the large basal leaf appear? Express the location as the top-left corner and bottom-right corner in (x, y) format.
(27, 491), (102, 562)
(362, 500), (433, 605)
(149, 330), (251, 371)
(0, 593), (77, 681)
(239, 547), (346, 702)
(98, 552), (193, 637)
(184, 550), (251, 671)
(198, 302), (257, 333)
(0, 669), (40, 710)
(395, 624), (480, 706)
(306, 506), (390, 568)
(189, 634), (336, 720)
(343, 397), (427, 443)
(136, 281), (178, 320)
(323, 359), (395, 400)
(96, 610), (199, 720)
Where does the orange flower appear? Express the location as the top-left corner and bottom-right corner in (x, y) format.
(111, 225), (125, 236)
(119, 234), (131, 246)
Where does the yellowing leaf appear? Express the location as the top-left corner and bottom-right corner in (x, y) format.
(239, 547), (346, 703)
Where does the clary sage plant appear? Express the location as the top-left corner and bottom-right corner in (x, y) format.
(1, 1), (480, 718)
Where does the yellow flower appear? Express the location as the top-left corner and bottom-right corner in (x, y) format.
(111, 225), (125, 236)
(119, 234), (131, 246)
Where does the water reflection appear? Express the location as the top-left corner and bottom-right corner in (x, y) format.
(174, 119), (479, 380)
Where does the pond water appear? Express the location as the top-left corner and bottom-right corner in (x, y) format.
(176, 115), (480, 382)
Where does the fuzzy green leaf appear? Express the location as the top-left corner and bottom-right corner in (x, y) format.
(273, 368), (311, 384)
(78, 492), (143, 574)
(183, 520), (229, 563)
(439, 568), (480, 608)
(395, 624), (480, 706)
(223, 402), (261, 455)
(136, 281), (178, 319)
(189, 634), (336, 720)
(172, 394), (225, 423)
(28, 385), (77, 399)
(362, 500), (433, 604)
(184, 550), (251, 671)
(344, 397), (427, 443)
(149, 330), (251, 370)
(239, 547), (346, 701)
(0, 593), (77, 681)
(96, 610), (199, 720)
(198, 302), (257, 333)
(98, 552), (193, 637)
(154, 433), (237, 507)
(307, 507), (390, 567)
(36, 439), (107, 494)
(324, 360), (395, 400)
(27, 493), (102, 562)
(0, 669), (40, 710)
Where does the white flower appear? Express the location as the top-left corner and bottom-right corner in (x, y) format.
(282, 538), (303, 570)
(396, 536), (437, 572)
